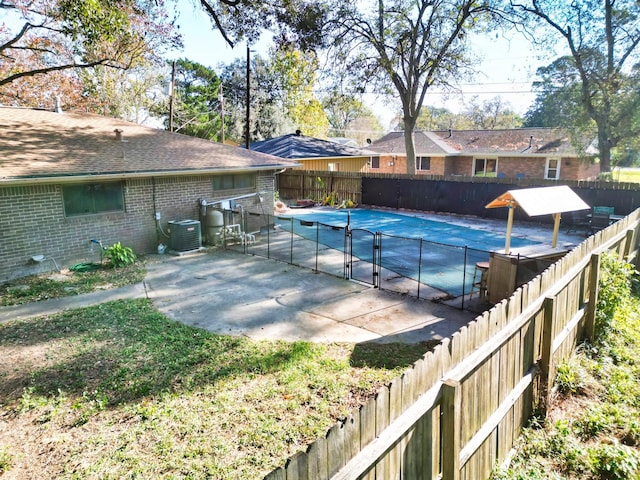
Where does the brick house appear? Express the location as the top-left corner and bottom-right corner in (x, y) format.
(251, 132), (374, 173)
(367, 128), (600, 180)
(0, 107), (297, 282)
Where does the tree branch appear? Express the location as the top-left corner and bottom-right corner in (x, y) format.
(199, 0), (236, 48)
(0, 59), (118, 87)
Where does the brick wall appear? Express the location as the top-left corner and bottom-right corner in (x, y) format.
(444, 156), (598, 180)
(0, 173), (275, 282)
(368, 155), (446, 175)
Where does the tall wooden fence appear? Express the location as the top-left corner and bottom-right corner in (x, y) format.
(264, 208), (640, 480)
(277, 171), (363, 206)
(278, 171), (640, 222)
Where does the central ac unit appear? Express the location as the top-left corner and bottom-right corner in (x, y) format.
(168, 220), (202, 252)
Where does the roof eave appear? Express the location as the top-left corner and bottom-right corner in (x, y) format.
(0, 164), (300, 186)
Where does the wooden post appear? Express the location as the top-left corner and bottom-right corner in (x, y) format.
(539, 296), (556, 416)
(585, 253), (601, 341)
(441, 379), (461, 480)
(504, 204), (515, 253)
(551, 213), (561, 248)
(623, 228), (635, 262)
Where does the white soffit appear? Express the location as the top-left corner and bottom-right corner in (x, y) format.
(485, 185), (590, 217)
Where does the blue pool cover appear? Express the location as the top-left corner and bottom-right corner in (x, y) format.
(275, 209), (538, 297)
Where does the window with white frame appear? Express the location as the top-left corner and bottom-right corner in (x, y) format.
(473, 158), (497, 177)
(545, 158), (561, 180)
(417, 156), (431, 171)
(328, 162), (340, 172)
(369, 156), (380, 168)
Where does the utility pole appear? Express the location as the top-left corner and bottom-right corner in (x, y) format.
(245, 44), (250, 149)
(219, 83), (225, 144)
(169, 60), (176, 132)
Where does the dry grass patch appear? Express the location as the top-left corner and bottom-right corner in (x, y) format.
(0, 299), (435, 479)
(0, 262), (146, 306)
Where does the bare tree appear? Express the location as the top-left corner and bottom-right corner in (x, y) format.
(327, 0), (492, 173)
(507, 0), (640, 172)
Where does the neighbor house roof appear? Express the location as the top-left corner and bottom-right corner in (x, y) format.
(368, 128), (590, 157)
(0, 107), (298, 185)
(250, 133), (372, 159)
(367, 131), (458, 155)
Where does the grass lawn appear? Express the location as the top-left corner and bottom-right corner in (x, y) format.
(0, 298), (436, 479)
(0, 262), (146, 306)
(612, 167), (640, 183)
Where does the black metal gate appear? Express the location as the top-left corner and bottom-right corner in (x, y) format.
(346, 228), (381, 287)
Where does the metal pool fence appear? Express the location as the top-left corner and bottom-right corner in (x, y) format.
(219, 209), (555, 311)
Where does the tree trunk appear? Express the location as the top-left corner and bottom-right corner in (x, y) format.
(597, 126), (612, 173)
(404, 116), (417, 175)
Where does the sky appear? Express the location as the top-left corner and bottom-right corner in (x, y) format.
(170, 5), (546, 130)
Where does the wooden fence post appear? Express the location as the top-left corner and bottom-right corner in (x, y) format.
(539, 296), (556, 416)
(263, 466), (286, 480)
(441, 379), (461, 480)
(623, 228), (635, 261)
(585, 253), (601, 341)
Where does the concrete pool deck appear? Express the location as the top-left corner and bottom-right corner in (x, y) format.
(143, 250), (478, 343)
(0, 209), (586, 345)
(142, 209), (585, 343)
(0, 250), (477, 344)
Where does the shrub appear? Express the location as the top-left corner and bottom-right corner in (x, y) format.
(595, 253), (636, 339)
(590, 442), (640, 480)
(556, 358), (586, 395)
(104, 242), (136, 268)
(0, 446), (13, 474)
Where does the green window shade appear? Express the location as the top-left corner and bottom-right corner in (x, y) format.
(213, 174), (255, 190)
(63, 182), (124, 216)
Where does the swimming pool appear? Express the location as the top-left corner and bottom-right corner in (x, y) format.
(280, 208), (535, 251)
(275, 208), (539, 297)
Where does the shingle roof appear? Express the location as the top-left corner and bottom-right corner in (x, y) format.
(434, 128), (578, 155)
(368, 128), (585, 156)
(367, 131), (455, 155)
(250, 133), (371, 159)
(0, 107), (297, 183)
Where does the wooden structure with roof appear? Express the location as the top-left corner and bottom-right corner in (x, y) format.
(484, 186), (590, 303)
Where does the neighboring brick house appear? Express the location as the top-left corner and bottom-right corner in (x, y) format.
(251, 132), (375, 173)
(367, 128), (600, 180)
(0, 107), (298, 282)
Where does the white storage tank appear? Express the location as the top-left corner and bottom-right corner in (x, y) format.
(205, 208), (224, 245)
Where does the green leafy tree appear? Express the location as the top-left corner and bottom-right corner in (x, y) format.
(327, 0), (492, 174)
(507, 0), (640, 172)
(219, 55), (294, 144)
(461, 96), (523, 129)
(197, 0), (328, 50)
(169, 59), (223, 141)
(322, 89), (382, 139)
(523, 57), (588, 128)
(0, 0), (180, 100)
(269, 45), (328, 138)
(80, 62), (167, 125)
(414, 106), (460, 131)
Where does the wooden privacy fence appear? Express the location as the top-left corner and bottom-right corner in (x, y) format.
(264, 208), (640, 480)
(277, 170), (640, 219)
(277, 171), (362, 205)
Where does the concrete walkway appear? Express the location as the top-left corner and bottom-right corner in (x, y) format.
(0, 250), (477, 344)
